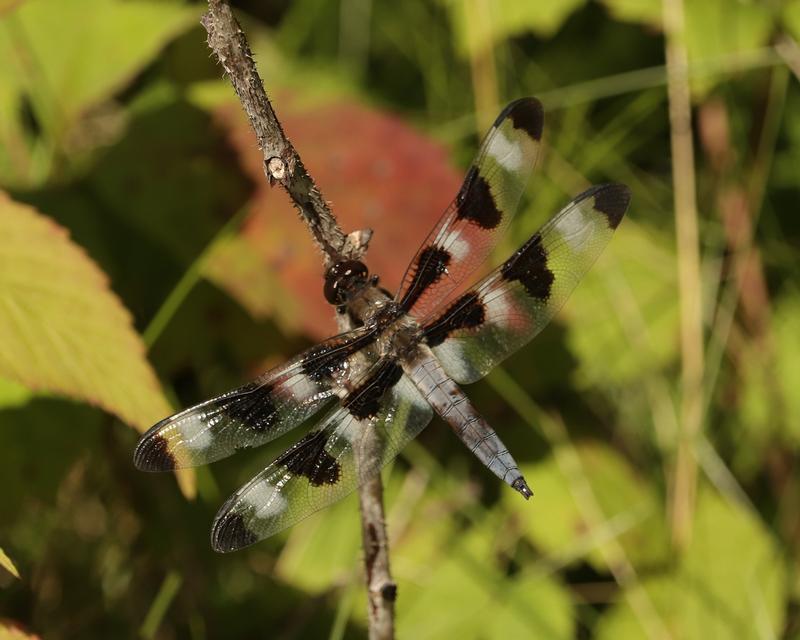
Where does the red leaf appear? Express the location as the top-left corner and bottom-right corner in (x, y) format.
(207, 98), (462, 340)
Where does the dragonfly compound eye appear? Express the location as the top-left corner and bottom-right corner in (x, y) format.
(324, 260), (370, 305)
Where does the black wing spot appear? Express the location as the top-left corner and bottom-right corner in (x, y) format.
(400, 245), (451, 311)
(501, 233), (554, 300)
(588, 183), (631, 230)
(211, 511), (257, 553)
(276, 431), (341, 486)
(423, 292), (486, 347)
(457, 169), (502, 230)
(222, 383), (277, 434)
(302, 332), (375, 382)
(506, 97), (544, 141)
(303, 343), (350, 382)
(345, 359), (404, 420)
(133, 433), (176, 471)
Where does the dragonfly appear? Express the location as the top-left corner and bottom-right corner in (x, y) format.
(134, 97), (630, 553)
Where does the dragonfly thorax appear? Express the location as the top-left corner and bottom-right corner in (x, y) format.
(376, 316), (421, 359)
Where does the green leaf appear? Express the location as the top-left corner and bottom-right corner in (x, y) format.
(0, 193), (171, 432)
(488, 573), (573, 640)
(273, 492), (362, 594)
(397, 517), (574, 639)
(442, 0), (586, 57)
(398, 528), (494, 640)
(688, 0), (774, 97)
(0, 377), (32, 410)
(507, 442), (669, 570)
(603, 0), (775, 62)
(601, 0), (775, 95)
(566, 221), (679, 387)
(0, 0), (199, 185)
(684, 0), (773, 68)
(0, 545), (20, 579)
(785, 0), (800, 40)
(596, 489), (788, 639)
(1, 0), (198, 120)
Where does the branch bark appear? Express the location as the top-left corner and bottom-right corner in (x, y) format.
(202, 2), (394, 637)
(357, 438), (397, 640)
(202, 0), (348, 265)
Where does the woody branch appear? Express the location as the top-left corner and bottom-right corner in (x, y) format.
(202, 2), (395, 638)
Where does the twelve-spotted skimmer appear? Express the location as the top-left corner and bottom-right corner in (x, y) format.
(134, 98), (630, 553)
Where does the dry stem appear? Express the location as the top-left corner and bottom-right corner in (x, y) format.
(662, 0), (704, 551)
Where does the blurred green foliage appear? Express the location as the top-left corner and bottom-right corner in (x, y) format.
(1, 0), (799, 638)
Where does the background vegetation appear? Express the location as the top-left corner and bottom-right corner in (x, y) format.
(1, 0), (799, 637)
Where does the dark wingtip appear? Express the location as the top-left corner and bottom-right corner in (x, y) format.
(495, 97), (544, 141)
(211, 507), (257, 553)
(592, 183), (631, 229)
(133, 432), (177, 472)
(512, 477), (534, 500)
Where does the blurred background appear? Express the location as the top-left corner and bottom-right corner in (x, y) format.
(1, 0), (799, 637)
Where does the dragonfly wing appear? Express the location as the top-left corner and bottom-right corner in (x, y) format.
(396, 98), (543, 320)
(422, 183), (631, 384)
(211, 357), (433, 552)
(133, 327), (379, 471)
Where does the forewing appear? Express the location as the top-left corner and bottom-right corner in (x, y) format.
(211, 359), (433, 552)
(423, 183), (631, 384)
(396, 98), (543, 320)
(133, 327), (379, 471)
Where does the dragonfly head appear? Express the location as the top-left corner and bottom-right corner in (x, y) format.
(324, 259), (370, 306)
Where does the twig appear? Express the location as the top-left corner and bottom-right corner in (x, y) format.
(662, 0), (704, 551)
(202, 2), (395, 637)
(202, 0), (349, 266)
(357, 445), (397, 640)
